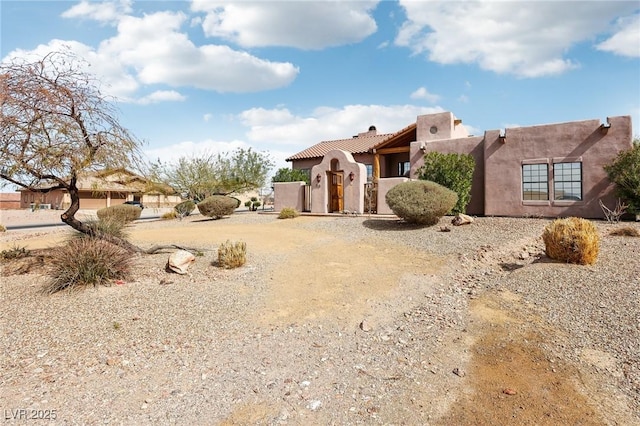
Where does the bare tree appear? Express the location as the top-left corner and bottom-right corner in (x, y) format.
(0, 50), (144, 252)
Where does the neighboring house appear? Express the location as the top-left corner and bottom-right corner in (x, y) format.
(18, 169), (181, 210)
(276, 111), (633, 219)
(0, 192), (21, 210)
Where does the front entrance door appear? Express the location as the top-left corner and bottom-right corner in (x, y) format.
(329, 172), (344, 212)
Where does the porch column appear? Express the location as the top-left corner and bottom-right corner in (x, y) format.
(373, 153), (380, 183)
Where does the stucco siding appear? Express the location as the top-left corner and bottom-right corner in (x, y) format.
(483, 116), (632, 218)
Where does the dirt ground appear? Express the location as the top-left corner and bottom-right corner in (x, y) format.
(1, 212), (638, 425)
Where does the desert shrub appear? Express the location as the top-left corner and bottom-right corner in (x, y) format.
(197, 195), (237, 219)
(610, 226), (640, 237)
(385, 180), (458, 225)
(161, 210), (178, 220)
(604, 139), (640, 214)
(174, 200), (196, 217)
(71, 218), (129, 240)
(542, 217), (599, 265)
(217, 240), (246, 268)
(417, 151), (475, 214)
(96, 204), (142, 223)
(244, 196), (261, 211)
(0, 224), (5, 232)
(1, 244), (29, 260)
(278, 207), (300, 219)
(44, 238), (133, 294)
(230, 197), (242, 208)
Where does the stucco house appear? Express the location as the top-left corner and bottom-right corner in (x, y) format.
(275, 111), (633, 219)
(18, 169), (181, 210)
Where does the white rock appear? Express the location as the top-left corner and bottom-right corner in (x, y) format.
(167, 250), (196, 274)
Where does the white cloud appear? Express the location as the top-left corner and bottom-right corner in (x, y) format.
(5, 10), (299, 101)
(596, 14), (640, 58)
(144, 139), (249, 165)
(396, 1), (639, 78)
(61, 0), (132, 23)
(203, 113), (213, 122)
(191, 0), (379, 49)
(239, 104), (444, 147)
(100, 11), (299, 92)
(136, 90), (186, 105)
(410, 87), (440, 103)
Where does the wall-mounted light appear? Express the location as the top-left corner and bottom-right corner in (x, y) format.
(316, 173), (321, 183)
(349, 171), (355, 181)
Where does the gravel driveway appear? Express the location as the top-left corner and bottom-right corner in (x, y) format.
(1, 212), (638, 425)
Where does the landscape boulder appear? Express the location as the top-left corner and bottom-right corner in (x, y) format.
(167, 250), (196, 274)
(451, 213), (474, 226)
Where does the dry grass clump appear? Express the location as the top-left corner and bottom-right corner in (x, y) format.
(44, 238), (133, 294)
(70, 218), (129, 240)
(161, 210), (178, 220)
(542, 217), (599, 265)
(610, 226), (640, 237)
(1, 244), (29, 260)
(217, 240), (246, 269)
(0, 224), (6, 232)
(278, 207), (300, 219)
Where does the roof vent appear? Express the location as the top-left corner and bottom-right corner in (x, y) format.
(368, 125), (376, 131)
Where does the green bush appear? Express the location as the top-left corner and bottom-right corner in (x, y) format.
(44, 238), (133, 294)
(217, 240), (246, 268)
(197, 195), (237, 219)
(174, 200), (196, 217)
(604, 139), (640, 214)
(278, 207), (300, 219)
(385, 180), (458, 225)
(417, 151), (475, 214)
(96, 204), (142, 223)
(244, 196), (261, 211)
(542, 217), (599, 265)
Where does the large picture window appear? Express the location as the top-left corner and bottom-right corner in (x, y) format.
(522, 164), (549, 200)
(554, 162), (582, 200)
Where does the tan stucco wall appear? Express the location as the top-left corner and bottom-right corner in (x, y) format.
(376, 177), (409, 215)
(310, 150), (366, 214)
(410, 136), (485, 215)
(273, 182), (306, 212)
(483, 115), (633, 218)
(416, 112), (468, 142)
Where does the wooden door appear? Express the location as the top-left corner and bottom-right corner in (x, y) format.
(330, 172), (343, 212)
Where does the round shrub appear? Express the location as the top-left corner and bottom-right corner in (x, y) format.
(44, 238), (133, 294)
(161, 210), (178, 220)
(96, 204), (142, 223)
(278, 207), (300, 219)
(229, 197), (242, 208)
(197, 195), (238, 219)
(0, 224), (6, 232)
(217, 240), (247, 269)
(385, 180), (458, 225)
(174, 200), (196, 217)
(542, 217), (599, 265)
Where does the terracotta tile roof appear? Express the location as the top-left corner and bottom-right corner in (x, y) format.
(286, 133), (394, 161)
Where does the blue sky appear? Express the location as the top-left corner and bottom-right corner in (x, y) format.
(1, 0), (639, 172)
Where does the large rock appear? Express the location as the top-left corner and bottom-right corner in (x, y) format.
(451, 213), (474, 226)
(167, 250), (196, 274)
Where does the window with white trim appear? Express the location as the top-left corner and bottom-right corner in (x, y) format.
(553, 162), (582, 201)
(522, 163), (549, 200)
